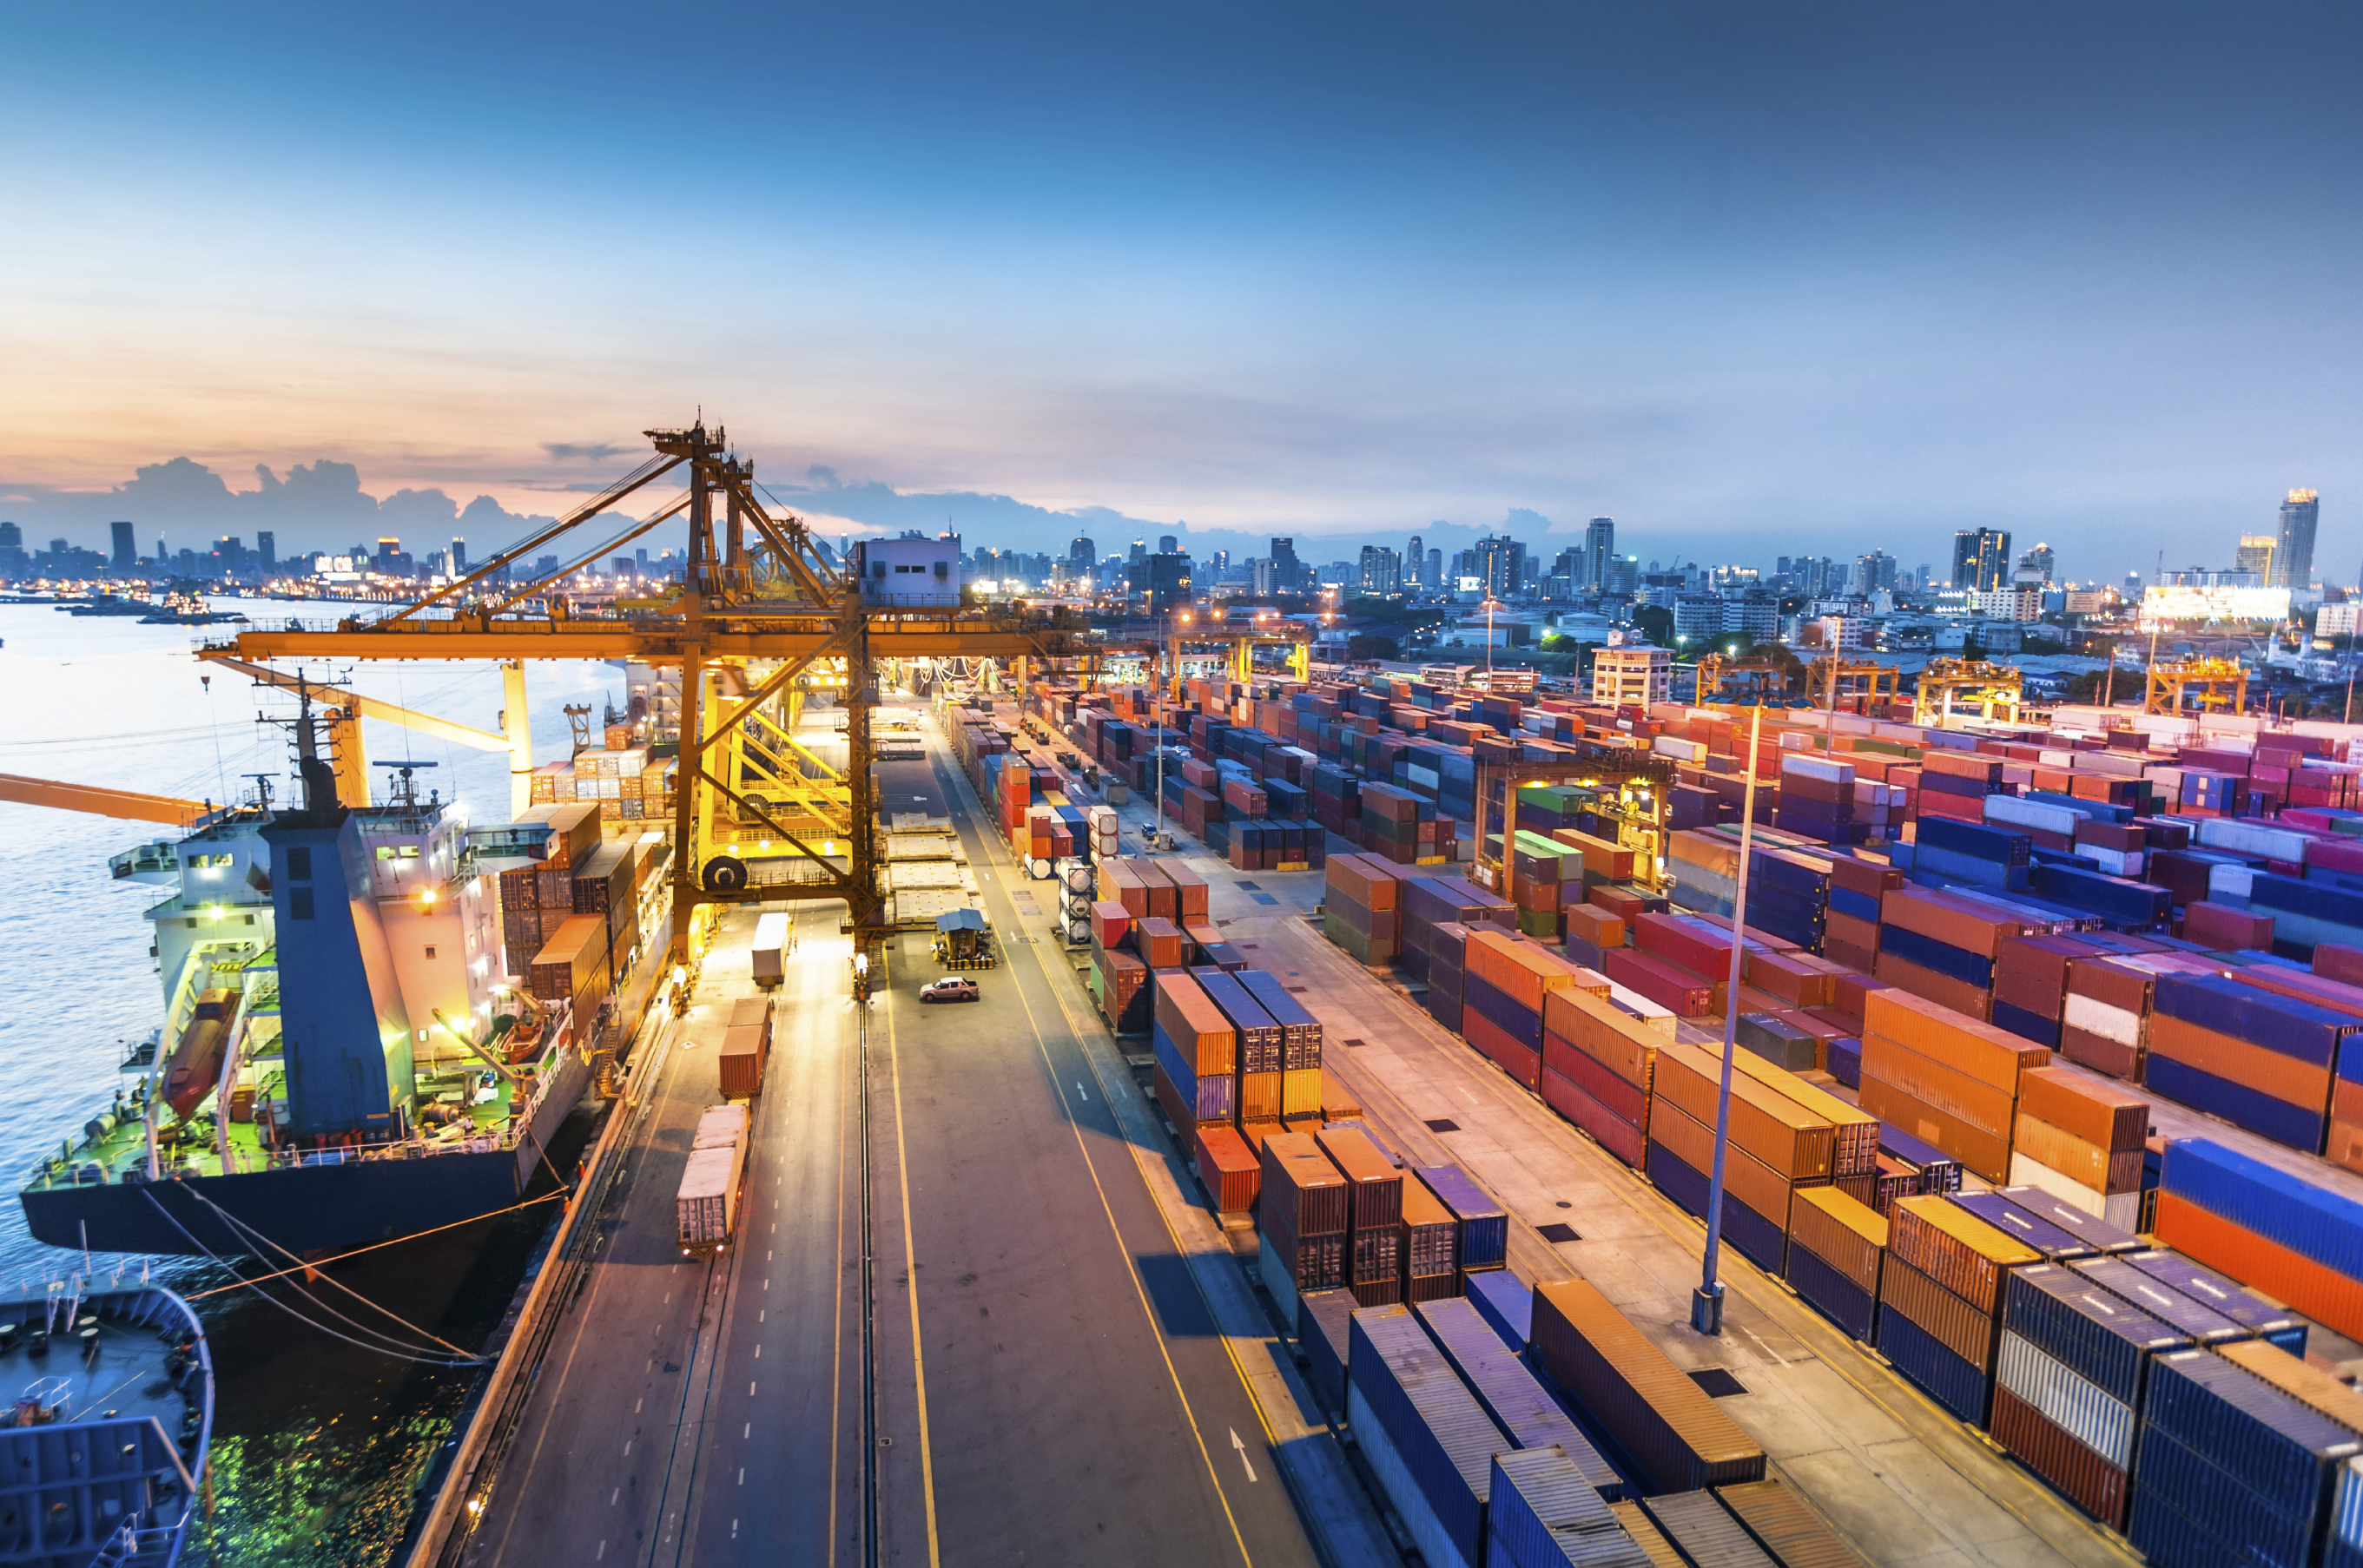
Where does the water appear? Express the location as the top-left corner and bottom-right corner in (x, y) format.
(0, 598), (619, 1564)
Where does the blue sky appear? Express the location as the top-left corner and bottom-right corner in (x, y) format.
(3, 3), (2360, 583)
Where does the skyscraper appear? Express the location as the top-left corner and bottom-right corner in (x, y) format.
(1583, 517), (1614, 590)
(1470, 535), (1524, 599)
(109, 521), (135, 571)
(1427, 548), (1442, 588)
(257, 530), (276, 571)
(1356, 545), (1402, 596)
(1950, 528), (2011, 590)
(1269, 537), (1301, 592)
(2273, 489), (2320, 589)
(1404, 532), (1423, 586)
(452, 537), (469, 573)
(2234, 536), (2275, 582)
(1067, 536), (1095, 580)
(2014, 544), (2053, 585)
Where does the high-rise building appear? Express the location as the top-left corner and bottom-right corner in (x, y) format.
(1269, 537), (1301, 593)
(1853, 550), (1898, 596)
(1130, 550), (1193, 615)
(1469, 535), (1524, 599)
(2124, 570), (2143, 599)
(1130, 539), (1148, 563)
(257, 530), (276, 571)
(1404, 533), (1423, 586)
(1158, 534), (1178, 555)
(109, 521), (135, 571)
(1068, 537), (1096, 581)
(2273, 489), (2320, 589)
(2015, 543), (2055, 585)
(1356, 545), (1402, 596)
(1583, 517), (1614, 590)
(453, 537), (469, 573)
(1950, 528), (2011, 590)
(2235, 536), (2275, 581)
(1426, 547), (1442, 588)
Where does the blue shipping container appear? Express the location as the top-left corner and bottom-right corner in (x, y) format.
(1465, 972), (1545, 1051)
(1347, 1305), (1508, 1568)
(1297, 1288), (1356, 1418)
(1466, 1269), (1534, 1355)
(1999, 1264), (2185, 1408)
(2122, 1249), (2307, 1354)
(1416, 1297), (1623, 1499)
(2069, 1258), (2243, 1346)
(1989, 999), (2060, 1049)
(2130, 1426), (2322, 1568)
(2154, 972), (2353, 1068)
(1948, 1193), (2094, 1262)
(1485, 1447), (1649, 1568)
(2138, 1348), (2360, 1527)
(1417, 1166), (1509, 1271)
(1876, 1305), (1991, 1426)
(1876, 925), (1995, 989)
(2144, 1058), (2326, 1154)
(1152, 1023), (1236, 1120)
(1787, 1243), (1876, 1341)
(1994, 1187), (2140, 1255)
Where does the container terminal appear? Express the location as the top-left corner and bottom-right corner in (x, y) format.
(11, 421), (2363, 1565)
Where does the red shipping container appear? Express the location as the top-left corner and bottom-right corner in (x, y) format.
(1194, 1123), (1260, 1214)
(1604, 948), (1714, 1017)
(1464, 1008), (1542, 1090)
(1541, 1066), (1646, 1168)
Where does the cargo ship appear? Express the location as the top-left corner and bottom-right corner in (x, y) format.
(19, 696), (664, 1258)
(0, 1276), (216, 1565)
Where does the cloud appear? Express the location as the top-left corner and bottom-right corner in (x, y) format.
(541, 440), (631, 462)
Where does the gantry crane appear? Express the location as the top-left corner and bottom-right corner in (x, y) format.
(207, 420), (1098, 953)
(1805, 655), (1900, 717)
(1694, 652), (1793, 705)
(1913, 657), (2024, 728)
(2146, 656), (2248, 716)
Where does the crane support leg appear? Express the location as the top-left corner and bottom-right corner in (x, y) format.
(504, 661), (532, 820)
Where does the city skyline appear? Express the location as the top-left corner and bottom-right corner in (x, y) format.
(4, 5), (2360, 574)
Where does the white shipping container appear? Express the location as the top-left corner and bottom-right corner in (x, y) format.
(1604, 983), (1677, 1039)
(1984, 794), (2082, 839)
(2061, 993), (2142, 1049)
(694, 1103), (748, 1150)
(1780, 754), (1852, 784)
(751, 912), (789, 988)
(1652, 735), (1705, 762)
(2009, 1152), (2142, 1231)
(1994, 1329), (2135, 1469)
(2082, 847), (2143, 880)
(677, 1136), (746, 1249)
(2196, 817), (2312, 864)
(2207, 864), (2256, 900)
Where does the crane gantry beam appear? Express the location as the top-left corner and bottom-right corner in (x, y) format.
(205, 418), (1097, 959)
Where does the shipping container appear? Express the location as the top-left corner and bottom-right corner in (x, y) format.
(718, 1020), (769, 1099)
(1530, 1277), (1766, 1494)
(1195, 1123), (1260, 1215)
(1637, 1490), (1776, 1567)
(1487, 1446), (1648, 1568)
(1416, 1296), (1622, 1499)
(1713, 1479), (1867, 1568)
(1261, 1132), (1350, 1236)
(677, 1114), (748, 1252)
(1987, 1381), (2129, 1528)
(2122, 1248), (2306, 1351)
(1297, 1288), (1356, 1418)
(1346, 1305), (1509, 1568)
(2131, 1348), (2361, 1568)
(1418, 1165), (1510, 1273)
(1467, 1268), (1533, 1354)
(750, 911), (789, 989)
(1874, 1301), (1991, 1426)
(529, 912), (610, 1003)
(2000, 1264), (2184, 1413)
(1402, 1169), (1461, 1298)
(1887, 1196), (2040, 1317)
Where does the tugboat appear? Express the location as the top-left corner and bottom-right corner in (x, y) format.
(18, 689), (659, 1258)
(0, 1275), (215, 1565)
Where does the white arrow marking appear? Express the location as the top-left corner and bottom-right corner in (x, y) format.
(1077, 1082), (1089, 1100)
(1231, 1428), (1257, 1482)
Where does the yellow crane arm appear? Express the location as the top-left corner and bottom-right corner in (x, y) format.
(200, 655), (510, 751)
(0, 774), (215, 826)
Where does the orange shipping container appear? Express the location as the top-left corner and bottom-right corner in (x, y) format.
(1873, 949), (1994, 1022)
(2152, 1190), (2363, 1343)
(2015, 1065), (2148, 1152)
(1530, 1277), (1766, 1493)
(1563, 904), (1627, 949)
(1465, 928), (1607, 1013)
(1152, 973), (1237, 1077)
(1858, 1077), (2012, 1183)
(1789, 1186), (1886, 1293)
(1195, 1123), (1260, 1214)
(1887, 1195), (2038, 1315)
(1700, 1042), (1880, 1177)
(1162, 861), (1210, 921)
(1863, 989), (2049, 1093)
(1131, 860), (1179, 919)
(1541, 988), (1660, 1092)
(1878, 1254), (2000, 1371)
(2145, 1015), (2334, 1110)
(1647, 1098), (1800, 1228)
(1652, 1043), (1836, 1181)
(1324, 853), (1401, 911)
(718, 1022), (769, 1098)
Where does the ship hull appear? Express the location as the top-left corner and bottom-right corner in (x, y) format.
(24, 1039), (597, 1258)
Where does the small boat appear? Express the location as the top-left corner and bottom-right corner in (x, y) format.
(161, 991), (240, 1124)
(0, 1278), (215, 1565)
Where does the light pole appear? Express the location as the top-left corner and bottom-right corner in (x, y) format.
(1484, 596), (1500, 688)
(1694, 700), (1765, 1337)
(1156, 607), (1192, 849)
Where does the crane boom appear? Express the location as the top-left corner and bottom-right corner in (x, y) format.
(199, 656), (509, 750)
(0, 774), (217, 827)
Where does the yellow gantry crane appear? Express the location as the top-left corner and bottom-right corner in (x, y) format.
(1805, 655), (1900, 716)
(2146, 656), (2248, 716)
(1913, 658), (2024, 728)
(209, 420), (1099, 952)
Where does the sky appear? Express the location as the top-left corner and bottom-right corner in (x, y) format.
(3, 2), (2360, 584)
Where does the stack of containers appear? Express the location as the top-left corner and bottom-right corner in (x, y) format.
(1198, 970), (1284, 1127)
(1990, 933), (2109, 1049)
(1257, 1133), (1348, 1326)
(1397, 874), (1516, 983)
(1529, 1278), (1768, 1493)
(1991, 1262), (2188, 1527)
(1539, 988), (1661, 1169)
(1822, 856), (1899, 973)
(1857, 988), (2049, 1183)
(2129, 1347), (2361, 1567)
(2010, 1065), (2148, 1231)
(1151, 974), (1237, 1141)
(1426, 921), (1473, 1031)
(1916, 748), (2007, 825)
(1561, 903), (1627, 971)
(1236, 969), (1326, 1119)
(1876, 1196), (2042, 1426)
(1417, 1299), (1624, 1503)
(1462, 930), (1608, 1090)
(1785, 1186), (1886, 1339)
(1323, 853), (1403, 965)
(2154, 1138), (2363, 1341)
(1644, 1042), (1837, 1274)
(2147, 972), (2358, 1155)
(1401, 1171), (1462, 1303)
(1343, 1306), (1509, 1568)
(1317, 1125), (1406, 1308)
(1773, 752), (1855, 844)
(2059, 952), (2163, 1079)
(1874, 885), (2036, 1021)
(1418, 1164), (1509, 1289)
(2120, 1248), (2308, 1353)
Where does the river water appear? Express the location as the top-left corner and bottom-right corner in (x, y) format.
(0, 597), (620, 1564)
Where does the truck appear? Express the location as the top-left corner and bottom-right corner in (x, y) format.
(750, 912), (789, 990)
(719, 997), (772, 1098)
(677, 1104), (749, 1256)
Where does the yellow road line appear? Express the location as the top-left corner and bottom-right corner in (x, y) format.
(881, 953), (943, 1568)
(944, 774), (1254, 1566)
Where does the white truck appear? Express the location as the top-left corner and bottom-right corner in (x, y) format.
(750, 912), (789, 990)
(677, 1104), (749, 1256)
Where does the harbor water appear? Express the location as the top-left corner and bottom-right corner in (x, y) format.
(0, 598), (618, 1565)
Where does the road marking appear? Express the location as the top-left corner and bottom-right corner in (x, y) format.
(635, 1398), (642, 1413)
(739, 1467), (745, 1485)
(1230, 1428), (1257, 1482)
(883, 954), (946, 1568)
(759, 1308), (765, 1322)
(597, 1543), (605, 1560)
(755, 1343), (762, 1357)
(744, 1422), (750, 1439)
(610, 1488), (618, 1505)
(749, 1381), (756, 1395)
(623, 1440), (632, 1455)
(1076, 1082), (1088, 1100)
